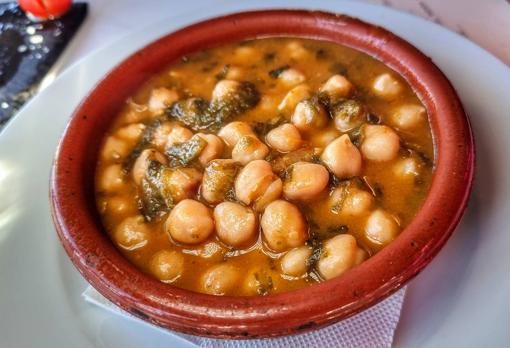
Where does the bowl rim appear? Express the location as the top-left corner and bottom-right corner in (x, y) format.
(50, 9), (475, 339)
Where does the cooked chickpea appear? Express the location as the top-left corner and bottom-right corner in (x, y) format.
(194, 133), (224, 166)
(201, 159), (239, 204)
(252, 178), (283, 212)
(280, 246), (312, 277)
(309, 126), (341, 147)
(150, 250), (185, 283)
(244, 268), (276, 295)
(114, 216), (150, 250)
(321, 135), (362, 179)
(361, 125), (400, 161)
(261, 200), (307, 252)
(214, 202), (258, 248)
(342, 188), (374, 216)
(101, 136), (129, 160)
(393, 157), (420, 179)
(164, 167), (203, 202)
(284, 162), (329, 201)
(115, 123), (146, 142)
(231, 135), (269, 165)
(278, 84), (311, 113)
(266, 124), (302, 153)
(99, 164), (125, 192)
(291, 99), (328, 132)
(201, 263), (240, 295)
(355, 248), (368, 266)
(235, 160), (281, 206)
(218, 121), (255, 147)
(225, 66), (244, 80)
(278, 68), (306, 87)
(102, 195), (138, 216)
(320, 74), (354, 99)
(372, 73), (402, 98)
(165, 199), (214, 244)
(317, 234), (358, 280)
(233, 46), (256, 63)
(148, 87), (179, 114)
(152, 122), (173, 149)
(211, 80), (240, 103)
(165, 124), (193, 148)
(132, 148), (167, 186)
(365, 210), (400, 246)
(391, 104), (426, 130)
(286, 41), (309, 60)
(257, 95), (278, 113)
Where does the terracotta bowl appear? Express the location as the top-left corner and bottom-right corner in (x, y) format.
(50, 10), (475, 339)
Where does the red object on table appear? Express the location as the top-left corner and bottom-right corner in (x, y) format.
(18, 0), (72, 19)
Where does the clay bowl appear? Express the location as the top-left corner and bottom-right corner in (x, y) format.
(50, 9), (475, 339)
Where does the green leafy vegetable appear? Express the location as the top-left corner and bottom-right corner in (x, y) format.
(165, 136), (207, 168)
(268, 65), (290, 78)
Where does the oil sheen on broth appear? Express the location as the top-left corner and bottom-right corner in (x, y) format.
(95, 38), (434, 296)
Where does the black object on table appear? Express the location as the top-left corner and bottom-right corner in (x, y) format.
(0, 2), (87, 131)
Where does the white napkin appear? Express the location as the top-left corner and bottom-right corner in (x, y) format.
(83, 286), (406, 347)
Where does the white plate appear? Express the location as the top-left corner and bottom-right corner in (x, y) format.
(1, 1), (509, 347)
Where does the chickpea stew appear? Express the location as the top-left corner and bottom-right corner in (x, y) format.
(95, 38), (434, 296)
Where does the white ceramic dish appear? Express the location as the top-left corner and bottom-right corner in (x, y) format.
(1, 1), (509, 347)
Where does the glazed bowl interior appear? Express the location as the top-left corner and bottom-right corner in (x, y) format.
(50, 9), (474, 339)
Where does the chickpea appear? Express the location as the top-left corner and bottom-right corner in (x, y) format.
(317, 234), (358, 280)
(261, 200), (307, 252)
(115, 123), (146, 142)
(355, 248), (368, 266)
(393, 157), (420, 179)
(101, 136), (129, 161)
(164, 167), (203, 202)
(165, 199), (214, 244)
(266, 124), (302, 153)
(218, 121), (255, 147)
(309, 126), (341, 148)
(361, 125), (400, 162)
(194, 133), (224, 166)
(278, 84), (311, 113)
(114, 215), (150, 250)
(319, 74), (354, 99)
(342, 188), (374, 216)
(150, 250), (185, 283)
(235, 160), (281, 206)
(231, 135), (269, 165)
(278, 68), (306, 87)
(201, 263), (240, 295)
(286, 41), (310, 60)
(225, 66), (244, 80)
(148, 87), (179, 114)
(165, 124), (193, 148)
(211, 80), (240, 103)
(132, 148), (167, 186)
(99, 164), (125, 192)
(365, 210), (400, 246)
(391, 104), (426, 130)
(280, 246), (312, 277)
(152, 122), (173, 149)
(103, 195), (138, 216)
(201, 159), (239, 204)
(372, 73), (402, 99)
(284, 162), (329, 201)
(257, 95), (278, 113)
(252, 177), (283, 212)
(233, 46), (256, 63)
(214, 202), (258, 248)
(332, 100), (366, 132)
(244, 268), (276, 295)
(291, 99), (328, 132)
(321, 135), (362, 179)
